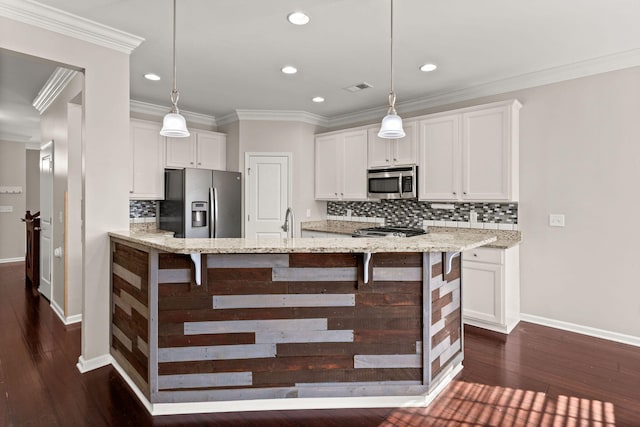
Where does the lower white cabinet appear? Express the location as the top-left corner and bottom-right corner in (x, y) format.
(462, 246), (520, 334)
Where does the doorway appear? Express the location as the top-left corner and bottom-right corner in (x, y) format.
(244, 153), (292, 238)
(39, 140), (53, 300)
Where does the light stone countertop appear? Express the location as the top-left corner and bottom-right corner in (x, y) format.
(109, 230), (497, 255)
(300, 220), (521, 249)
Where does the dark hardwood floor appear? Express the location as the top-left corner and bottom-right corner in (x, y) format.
(1, 260), (639, 426)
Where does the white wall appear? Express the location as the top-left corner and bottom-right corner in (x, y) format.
(233, 120), (327, 234)
(1, 16), (131, 364)
(25, 149), (40, 212)
(0, 141), (26, 261)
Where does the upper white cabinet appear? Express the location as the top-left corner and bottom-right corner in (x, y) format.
(130, 119), (165, 200)
(418, 100), (521, 202)
(367, 120), (418, 168)
(166, 130), (226, 170)
(315, 129), (368, 200)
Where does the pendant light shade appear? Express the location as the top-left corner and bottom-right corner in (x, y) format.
(378, 0), (404, 139)
(160, 0), (190, 137)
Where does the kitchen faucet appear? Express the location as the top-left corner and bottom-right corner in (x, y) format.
(281, 207), (295, 238)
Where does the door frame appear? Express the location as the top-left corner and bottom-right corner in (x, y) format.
(244, 152), (293, 238)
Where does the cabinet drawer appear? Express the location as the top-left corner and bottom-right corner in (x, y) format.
(463, 247), (503, 264)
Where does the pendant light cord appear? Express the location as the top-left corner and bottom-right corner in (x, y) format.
(388, 0), (397, 113)
(170, 0), (180, 112)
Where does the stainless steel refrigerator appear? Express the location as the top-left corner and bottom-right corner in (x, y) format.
(159, 168), (242, 238)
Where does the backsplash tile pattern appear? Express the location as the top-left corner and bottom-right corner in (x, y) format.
(327, 200), (518, 227)
(130, 200), (157, 218)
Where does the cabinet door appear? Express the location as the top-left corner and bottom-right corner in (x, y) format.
(315, 134), (340, 200)
(130, 120), (165, 199)
(463, 261), (504, 325)
(392, 120), (418, 166)
(418, 115), (460, 200)
(166, 134), (196, 168)
(340, 130), (368, 200)
(367, 128), (391, 168)
(462, 106), (511, 200)
(196, 131), (226, 170)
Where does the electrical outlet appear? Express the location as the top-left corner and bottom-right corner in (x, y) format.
(469, 211), (478, 223)
(549, 214), (565, 227)
(306, 209), (311, 218)
(346, 209), (352, 217)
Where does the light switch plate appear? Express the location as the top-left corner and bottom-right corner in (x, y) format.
(0, 205), (13, 213)
(549, 214), (565, 227)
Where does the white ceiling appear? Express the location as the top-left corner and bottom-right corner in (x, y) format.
(2, 0), (640, 142)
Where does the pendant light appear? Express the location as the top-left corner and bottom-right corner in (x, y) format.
(160, 0), (190, 137)
(378, 0), (405, 139)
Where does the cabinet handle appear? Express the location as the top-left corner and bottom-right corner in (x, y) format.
(473, 253), (478, 257)
(463, 192), (467, 195)
(129, 190), (133, 194)
(190, 162), (194, 165)
(334, 192), (338, 196)
(198, 162), (202, 165)
(453, 192), (457, 195)
(340, 193), (344, 196)
(393, 158), (397, 161)
(386, 159), (389, 162)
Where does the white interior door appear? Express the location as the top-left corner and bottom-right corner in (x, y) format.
(39, 141), (53, 300)
(245, 153), (291, 239)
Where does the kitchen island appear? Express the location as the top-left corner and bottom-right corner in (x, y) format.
(108, 231), (496, 415)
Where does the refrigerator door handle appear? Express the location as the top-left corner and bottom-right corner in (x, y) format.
(209, 187), (219, 238)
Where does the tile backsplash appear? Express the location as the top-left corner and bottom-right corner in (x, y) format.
(327, 200), (518, 229)
(130, 200), (157, 218)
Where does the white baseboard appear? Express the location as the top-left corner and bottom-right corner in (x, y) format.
(520, 313), (640, 348)
(0, 257), (25, 264)
(77, 353), (112, 373)
(51, 300), (82, 325)
(111, 357), (462, 416)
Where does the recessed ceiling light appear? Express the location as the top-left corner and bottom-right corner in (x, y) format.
(287, 12), (310, 25)
(281, 66), (297, 75)
(419, 63), (437, 72)
(312, 96), (325, 103)
(144, 73), (161, 81)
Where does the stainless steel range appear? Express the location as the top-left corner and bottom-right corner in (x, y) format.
(352, 226), (427, 238)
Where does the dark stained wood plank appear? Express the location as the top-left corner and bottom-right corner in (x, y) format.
(253, 368), (422, 387)
(158, 332), (255, 348)
(355, 292), (421, 307)
(208, 280), (289, 295)
(208, 267), (272, 281)
(372, 252), (422, 267)
(328, 317), (421, 331)
(158, 253), (192, 269)
(286, 281), (357, 294)
(289, 253), (358, 268)
(277, 342), (418, 357)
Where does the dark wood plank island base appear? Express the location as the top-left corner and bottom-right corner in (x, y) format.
(108, 232), (494, 415)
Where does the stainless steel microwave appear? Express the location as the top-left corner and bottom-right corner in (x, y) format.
(367, 165), (417, 200)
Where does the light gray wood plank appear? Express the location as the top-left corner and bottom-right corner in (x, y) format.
(212, 294), (355, 309)
(207, 253), (289, 268)
(158, 372), (252, 390)
(137, 336), (149, 357)
(113, 262), (141, 289)
(154, 387), (298, 403)
(430, 336), (452, 362)
(295, 380), (422, 388)
(438, 338), (461, 366)
(158, 344), (277, 363)
(255, 329), (354, 344)
(158, 268), (191, 284)
(297, 384), (429, 398)
(113, 292), (132, 316)
(112, 325), (132, 352)
(372, 267), (423, 282)
(354, 354), (421, 369)
(272, 267), (357, 282)
(119, 289), (149, 319)
(184, 318), (327, 335)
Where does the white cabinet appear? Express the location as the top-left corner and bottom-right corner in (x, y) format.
(462, 246), (520, 334)
(129, 119), (165, 200)
(418, 100), (520, 202)
(367, 121), (418, 168)
(166, 130), (226, 170)
(315, 129), (368, 201)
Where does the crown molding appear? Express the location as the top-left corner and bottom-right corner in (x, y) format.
(32, 67), (78, 114)
(218, 110), (329, 127)
(329, 48), (640, 129)
(129, 100), (217, 129)
(0, 0), (144, 54)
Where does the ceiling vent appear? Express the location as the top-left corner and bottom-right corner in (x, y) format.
(344, 82), (373, 93)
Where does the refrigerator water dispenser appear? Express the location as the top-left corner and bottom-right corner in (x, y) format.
(191, 201), (208, 227)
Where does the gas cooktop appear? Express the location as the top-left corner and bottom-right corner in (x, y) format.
(352, 226), (427, 238)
